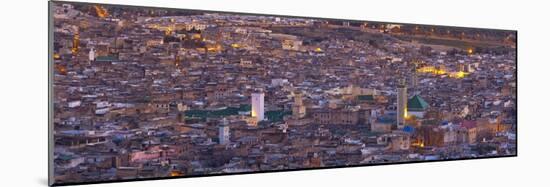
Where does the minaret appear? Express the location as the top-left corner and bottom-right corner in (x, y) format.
(251, 91), (265, 122)
(89, 47), (96, 63)
(411, 63), (418, 94)
(176, 103), (187, 124)
(71, 32), (80, 55)
(292, 91), (306, 119)
(397, 78), (407, 129)
(219, 118), (230, 144)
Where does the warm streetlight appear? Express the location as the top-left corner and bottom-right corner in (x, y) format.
(467, 48), (474, 55)
(315, 47), (323, 52)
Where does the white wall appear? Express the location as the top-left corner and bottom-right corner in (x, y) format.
(0, 0), (548, 186)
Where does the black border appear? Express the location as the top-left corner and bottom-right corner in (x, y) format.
(48, 0), (518, 186)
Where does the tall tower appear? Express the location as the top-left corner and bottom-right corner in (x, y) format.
(219, 118), (230, 144)
(411, 63), (418, 94)
(397, 78), (407, 129)
(251, 91), (265, 122)
(89, 47), (96, 63)
(71, 32), (80, 55)
(176, 103), (187, 124)
(292, 91), (306, 119)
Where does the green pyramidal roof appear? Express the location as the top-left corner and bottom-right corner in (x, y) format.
(407, 95), (429, 111)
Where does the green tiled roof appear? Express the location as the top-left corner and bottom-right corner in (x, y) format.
(57, 154), (74, 161)
(265, 110), (292, 122)
(184, 104), (290, 122)
(238, 104), (251, 111)
(95, 55), (119, 62)
(357, 95), (375, 101)
(407, 95), (429, 111)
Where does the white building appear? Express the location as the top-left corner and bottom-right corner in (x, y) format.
(271, 78), (288, 87)
(185, 23), (206, 31)
(251, 91), (265, 122)
(219, 118), (230, 144)
(88, 47), (95, 62)
(68, 101), (81, 108)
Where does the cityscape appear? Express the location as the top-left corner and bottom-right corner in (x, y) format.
(51, 2), (517, 184)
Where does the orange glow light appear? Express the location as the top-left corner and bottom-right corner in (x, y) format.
(170, 171), (182, 177)
(251, 109), (257, 117)
(315, 47), (323, 52)
(192, 34), (201, 39)
(93, 5), (108, 18)
(450, 71), (469, 79)
(417, 66), (446, 75)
